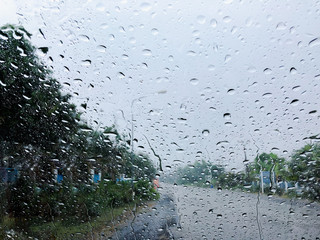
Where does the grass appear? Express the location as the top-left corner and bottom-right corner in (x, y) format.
(0, 203), (139, 240)
(0, 199), (159, 240)
(28, 204), (137, 240)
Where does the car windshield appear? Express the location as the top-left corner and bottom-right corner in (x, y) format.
(0, 0), (320, 239)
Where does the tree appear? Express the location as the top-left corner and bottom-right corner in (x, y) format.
(211, 164), (225, 179)
(252, 153), (286, 183)
(177, 160), (213, 185)
(287, 144), (320, 200)
(0, 24), (80, 153)
(0, 24), (159, 232)
(127, 153), (156, 181)
(217, 171), (244, 189)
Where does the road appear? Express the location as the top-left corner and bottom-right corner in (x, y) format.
(111, 184), (320, 240)
(109, 192), (179, 240)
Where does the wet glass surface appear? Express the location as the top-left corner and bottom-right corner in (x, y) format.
(0, 0), (320, 239)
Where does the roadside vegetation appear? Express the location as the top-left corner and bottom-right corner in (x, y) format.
(174, 144), (320, 202)
(0, 24), (159, 239)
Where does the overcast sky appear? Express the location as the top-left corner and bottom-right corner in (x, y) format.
(1, 0), (320, 172)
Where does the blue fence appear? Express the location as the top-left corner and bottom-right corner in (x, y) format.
(0, 167), (18, 183)
(93, 173), (100, 183)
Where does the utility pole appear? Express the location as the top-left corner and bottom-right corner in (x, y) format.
(260, 170), (264, 194)
(129, 90), (167, 198)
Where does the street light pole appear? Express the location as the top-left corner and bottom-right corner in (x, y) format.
(130, 90), (167, 155)
(130, 90), (167, 175)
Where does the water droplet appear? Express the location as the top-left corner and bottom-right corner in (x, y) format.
(79, 34), (90, 42)
(129, 37), (136, 44)
(292, 85), (301, 91)
(289, 26), (296, 34)
(202, 130), (210, 136)
(96, 45), (106, 53)
(0, 32), (8, 40)
(0, 80), (6, 87)
(263, 68), (272, 74)
(223, 113), (231, 120)
(142, 62), (148, 69)
(309, 110), (317, 116)
(74, 78), (83, 83)
(208, 65), (215, 71)
(81, 60), (91, 66)
(142, 49), (152, 56)
(119, 26), (126, 33)
(151, 28), (159, 35)
(100, 23), (108, 29)
(118, 72), (125, 79)
(224, 55), (231, 63)
(289, 208), (295, 215)
(22, 95), (31, 100)
(227, 89), (235, 95)
(187, 50), (196, 56)
(290, 67), (297, 74)
(223, 16), (232, 23)
(109, 34), (115, 40)
(225, 122), (232, 126)
(10, 63), (18, 69)
(140, 2), (151, 12)
(210, 19), (217, 27)
(96, 3), (105, 11)
(290, 99), (299, 106)
(262, 92), (272, 98)
(190, 78), (199, 85)
(309, 38), (320, 47)
(197, 15), (206, 24)
(276, 22), (286, 30)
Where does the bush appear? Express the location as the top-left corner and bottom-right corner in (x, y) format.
(134, 180), (160, 201)
(249, 184), (260, 193)
(106, 181), (132, 207)
(275, 187), (285, 196)
(286, 189), (298, 198)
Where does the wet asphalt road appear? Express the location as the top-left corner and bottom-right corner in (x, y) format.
(109, 191), (179, 240)
(111, 184), (320, 240)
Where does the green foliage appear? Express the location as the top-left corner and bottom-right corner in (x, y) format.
(105, 181), (133, 207)
(177, 160), (223, 186)
(287, 144), (320, 200)
(252, 153), (286, 177)
(0, 24), (160, 237)
(134, 179), (159, 201)
(127, 153), (157, 181)
(0, 25), (79, 150)
(275, 187), (285, 196)
(217, 172), (245, 190)
(2, 179), (157, 232)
